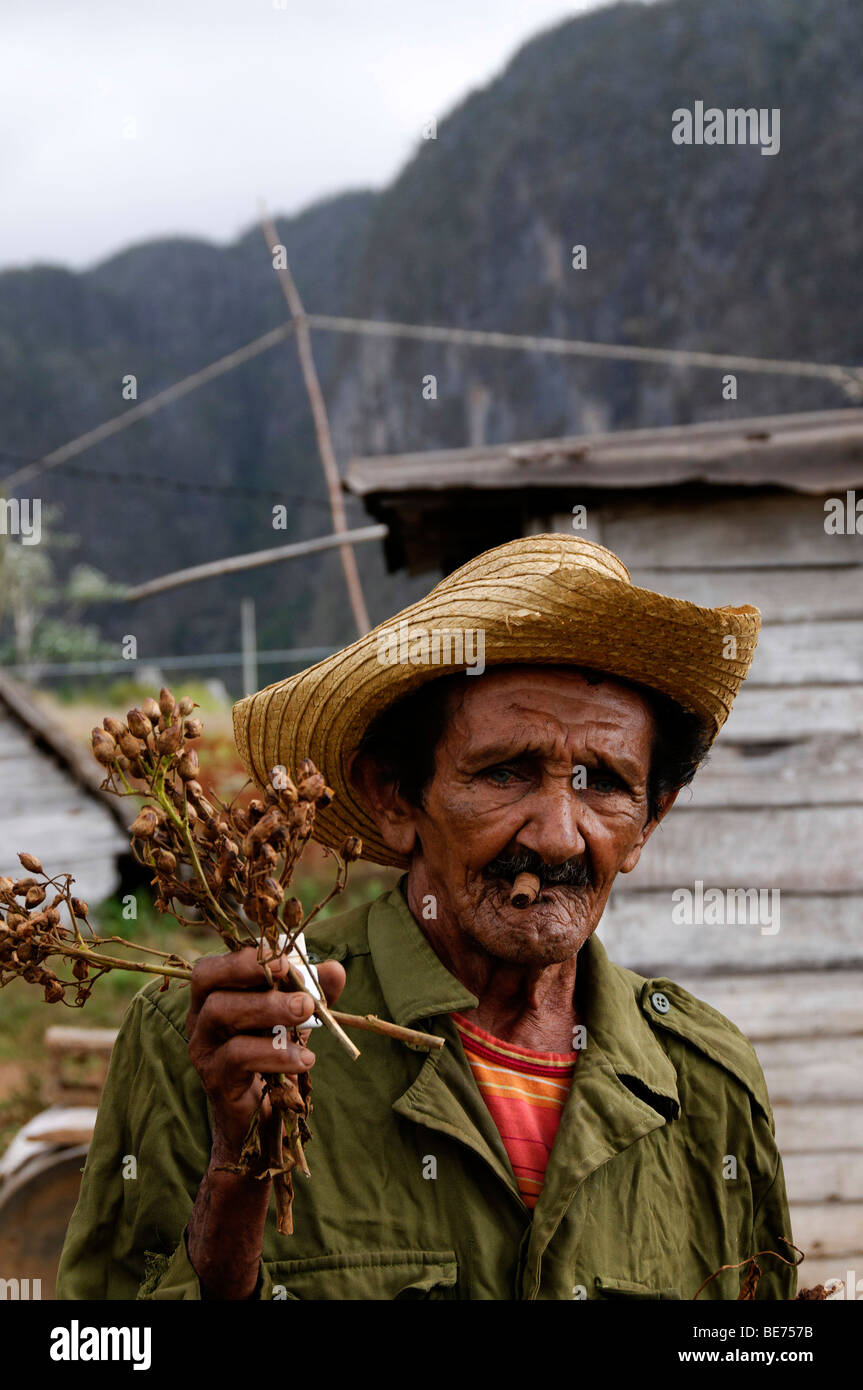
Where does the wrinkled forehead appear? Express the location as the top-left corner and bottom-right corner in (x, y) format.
(440, 664), (657, 749)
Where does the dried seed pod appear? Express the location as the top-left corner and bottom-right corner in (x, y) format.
(184, 717), (203, 739)
(71, 897), (89, 919)
(72, 959), (89, 981)
(127, 709), (152, 740)
(25, 885), (46, 908)
(178, 696), (196, 716)
(289, 803), (313, 834)
(183, 778), (204, 800)
(0, 877), (15, 902)
(340, 835), (363, 863)
(103, 716), (126, 740)
(248, 799), (266, 824)
(297, 758), (316, 779)
(282, 897), (303, 930)
(233, 807), (250, 834)
(131, 807), (159, 840)
(243, 806), (284, 850)
(256, 893), (280, 921)
(262, 876), (284, 902)
(43, 979), (65, 1003)
(297, 772), (326, 803)
(141, 696), (161, 722)
(13, 879), (36, 895)
(118, 730), (146, 760)
(44, 907), (61, 926)
(177, 749), (199, 781)
(91, 728), (117, 765)
(159, 687), (176, 719)
(153, 849), (177, 874)
(156, 723), (183, 757)
(18, 852), (44, 874)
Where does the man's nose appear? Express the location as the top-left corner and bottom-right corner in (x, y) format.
(517, 783), (587, 865)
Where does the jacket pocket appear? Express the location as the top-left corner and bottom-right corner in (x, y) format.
(266, 1249), (459, 1300)
(593, 1274), (682, 1300)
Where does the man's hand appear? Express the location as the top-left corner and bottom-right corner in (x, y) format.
(185, 946), (346, 1299)
(187, 947), (345, 1162)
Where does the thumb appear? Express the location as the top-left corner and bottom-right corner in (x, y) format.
(315, 959), (346, 1008)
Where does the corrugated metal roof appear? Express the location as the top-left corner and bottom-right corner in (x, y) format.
(346, 408), (863, 498)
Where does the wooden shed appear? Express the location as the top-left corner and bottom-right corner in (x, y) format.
(347, 407), (863, 1292)
(0, 671), (131, 907)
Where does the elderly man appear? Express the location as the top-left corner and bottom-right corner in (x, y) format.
(58, 535), (795, 1300)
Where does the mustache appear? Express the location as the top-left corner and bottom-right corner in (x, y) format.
(483, 848), (594, 890)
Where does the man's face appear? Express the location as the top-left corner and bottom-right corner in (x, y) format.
(395, 666), (669, 967)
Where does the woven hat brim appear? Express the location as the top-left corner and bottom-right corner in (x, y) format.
(232, 536), (760, 869)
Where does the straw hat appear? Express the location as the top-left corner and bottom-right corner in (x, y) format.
(233, 534), (760, 867)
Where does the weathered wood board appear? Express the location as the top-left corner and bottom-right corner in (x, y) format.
(0, 706), (126, 905)
(720, 685), (863, 740)
(601, 493), (862, 569)
(752, 1037), (863, 1105)
(746, 622), (863, 685)
(774, 1104), (863, 1154)
(671, 972), (863, 1040)
(787, 1203), (863, 1260)
(783, 1152), (863, 1204)
(629, 566), (863, 623)
(599, 893), (862, 973)
(793, 1257), (863, 1292)
(617, 806), (863, 891)
(679, 738), (863, 808)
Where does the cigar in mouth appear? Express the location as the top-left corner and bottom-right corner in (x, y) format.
(509, 872), (541, 909)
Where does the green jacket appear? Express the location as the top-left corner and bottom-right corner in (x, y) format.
(57, 883), (796, 1301)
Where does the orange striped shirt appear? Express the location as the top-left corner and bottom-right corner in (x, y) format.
(452, 1012), (578, 1210)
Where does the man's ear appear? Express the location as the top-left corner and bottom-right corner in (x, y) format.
(348, 751), (419, 858)
(619, 786), (682, 874)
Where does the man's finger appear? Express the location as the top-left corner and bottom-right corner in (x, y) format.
(316, 960), (346, 1008)
(190, 948), (290, 1008)
(196, 988), (316, 1040)
(220, 1033), (317, 1084)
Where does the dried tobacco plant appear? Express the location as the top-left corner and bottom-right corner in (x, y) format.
(0, 688), (441, 1234)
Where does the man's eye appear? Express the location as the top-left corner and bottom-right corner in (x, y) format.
(589, 774), (621, 793)
(485, 767), (516, 786)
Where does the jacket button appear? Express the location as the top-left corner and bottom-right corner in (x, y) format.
(650, 991), (670, 1014)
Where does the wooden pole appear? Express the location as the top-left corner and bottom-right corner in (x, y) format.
(259, 204), (371, 637)
(240, 597), (258, 696)
(124, 523), (387, 601)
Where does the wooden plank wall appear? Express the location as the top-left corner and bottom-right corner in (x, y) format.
(0, 705), (127, 906)
(547, 490), (863, 1292)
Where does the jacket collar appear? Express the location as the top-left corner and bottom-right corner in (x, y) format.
(367, 879), (679, 1118)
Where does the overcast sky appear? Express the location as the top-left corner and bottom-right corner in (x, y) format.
(2, 0), (614, 272)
